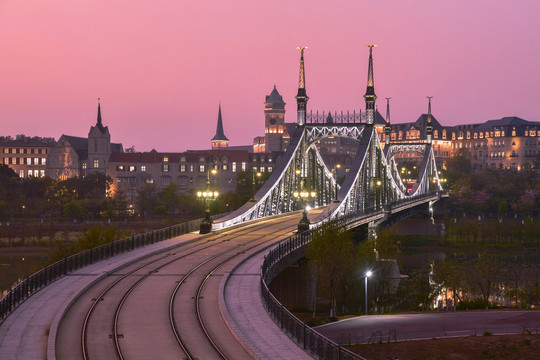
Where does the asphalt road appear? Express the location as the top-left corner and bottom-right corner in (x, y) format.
(316, 311), (540, 345)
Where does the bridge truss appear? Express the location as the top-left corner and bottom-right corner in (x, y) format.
(214, 46), (444, 231)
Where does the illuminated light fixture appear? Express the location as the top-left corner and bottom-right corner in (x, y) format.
(306, 205), (312, 211)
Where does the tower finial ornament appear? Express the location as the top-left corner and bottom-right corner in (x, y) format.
(426, 96), (434, 144)
(364, 45), (378, 125)
(295, 46), (309, 126)
(96, 98), (103, 129)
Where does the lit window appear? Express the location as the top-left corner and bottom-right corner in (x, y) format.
(129, 166), (136, 172)
(42, 158), (46, 165)
(40, 170), (45, 177)
(94, 159), (99, 168)
(141, 165), (146, 172)
(34, 170), (39, 177)
(222, 164), (228, 171)
(232, 162), (237, 172)
(199, 164), (205, 172)
(179, 164), (186, 172)
(20, 170), (24, 178)
(146, 178), (153, 184)
(28, 170), (32, 177)
(117, 165), (125, 171)
(163, 157), (169, 162)
(82, 162), (87, 169)
(163, 164), (169, 172)
(27, 158), (32, 165)
(241, 162), (246, 171)
(268, 166), (273, 172)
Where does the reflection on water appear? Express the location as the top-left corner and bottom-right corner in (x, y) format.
(0, 252), (49, 298)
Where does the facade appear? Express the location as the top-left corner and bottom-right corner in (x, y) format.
(108, 148), (253, 202)
(0, 137), (54, 178)
(380, 113), (540, 170)
(46, 102), (123, 179)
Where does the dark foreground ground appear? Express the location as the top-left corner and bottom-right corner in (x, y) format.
(349, 334), (540, 360)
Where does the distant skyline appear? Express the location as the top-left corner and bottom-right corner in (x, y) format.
(1, 1), (539, 152)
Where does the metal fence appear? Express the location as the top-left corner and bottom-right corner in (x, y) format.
(0, 218), (206, 321)
(260, 230), (365, 360)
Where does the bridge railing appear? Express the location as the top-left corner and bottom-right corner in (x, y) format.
(0, 216), (217, 322)
(261, 228), (368, 360)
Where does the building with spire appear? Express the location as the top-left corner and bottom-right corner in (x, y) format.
(211, 104), (229, 149)
(46, 100), (123, 179)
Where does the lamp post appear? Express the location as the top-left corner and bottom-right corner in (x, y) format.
(365, 270), (372, 315)
(294, 190), (316, 232)
(197, 163), (218, 234)
(251, 169), (262, 201)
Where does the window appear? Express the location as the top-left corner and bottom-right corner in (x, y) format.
(260, 167), (265, 172)
(190, 165), (194, 172)
(162, 164), (170, 172)
(129, 166), (136, 172)
(241, 162), (246, 171)
(146, 178), (154, 184)
(141, 165), (146, 172)
(94, 159), (99, 168)
(179, 164), (186, 172)
(34, 170), (39, 177)
(232, 162), (237, 172)
(28, 170), (32, 177)
(27, 158), (32, 165)
(199, 164), (205, 172)
(42, 158), (46, 165)
(163, 157), (169, 162)
(161, 176), (171, 186)
(222, 164), (228, 171)
(268, 166), (273, 172)
(178, 176), (188, 186)
(82, 162), (87, 169)
(117, 165), (125, 171)
(40, 170), (45, 177)
(3, 148), (7, 154)
(34, 158), (39, 165)
(19, 170), (24, 178)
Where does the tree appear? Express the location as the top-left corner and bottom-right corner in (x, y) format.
(158, 183), (181, 216)
(63, 199), (86, 221)
(307, 221), (357, 317)
(135, 184), (159, 217)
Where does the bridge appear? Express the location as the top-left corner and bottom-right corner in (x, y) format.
(0, 46), (445, 360)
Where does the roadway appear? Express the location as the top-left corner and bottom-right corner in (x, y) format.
(316, 311), (540, 344)
(0, 209), (321, 360)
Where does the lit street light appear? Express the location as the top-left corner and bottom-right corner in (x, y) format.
(294, 190), (316, 232)
(251, 170), (262, 201)
(365, 270), (372, 315)
(197, 162), (219, 234)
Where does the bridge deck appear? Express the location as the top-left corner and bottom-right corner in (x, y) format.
(0, 211), (319, 360)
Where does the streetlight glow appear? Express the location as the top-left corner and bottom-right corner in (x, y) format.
(366, 270), (372, 277)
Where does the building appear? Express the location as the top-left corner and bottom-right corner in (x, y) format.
(0, 136), (54, 178)
(211, 104), (229, 149)
(46, 101), (123, 179)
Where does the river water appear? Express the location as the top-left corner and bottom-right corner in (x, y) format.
(0, 249), (50, 298)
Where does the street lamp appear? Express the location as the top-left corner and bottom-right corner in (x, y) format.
(251, 170), (262, 201)
(197, 163), (219, 234)
(294, 190), (316, 232)
(365, 270), (372, 315)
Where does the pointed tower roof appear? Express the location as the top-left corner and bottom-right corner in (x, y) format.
(364, 45), (378, 125)
(95, 99), (107, 133)
(212, 104), (229, 141)
(265, 85), (285, 104)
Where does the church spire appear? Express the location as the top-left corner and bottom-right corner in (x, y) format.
(211, 103), (229, 148)
(295, 46), (309, 126)
(95, 98), (106, 133)
(426, 96), (433, 144)
(384, 97), (392, 146)
(364, 45), (378, 125)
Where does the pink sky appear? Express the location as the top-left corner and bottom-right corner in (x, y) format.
(1, 1), (539, 152)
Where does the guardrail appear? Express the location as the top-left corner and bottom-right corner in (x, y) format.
(0, 217), (209, 322)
